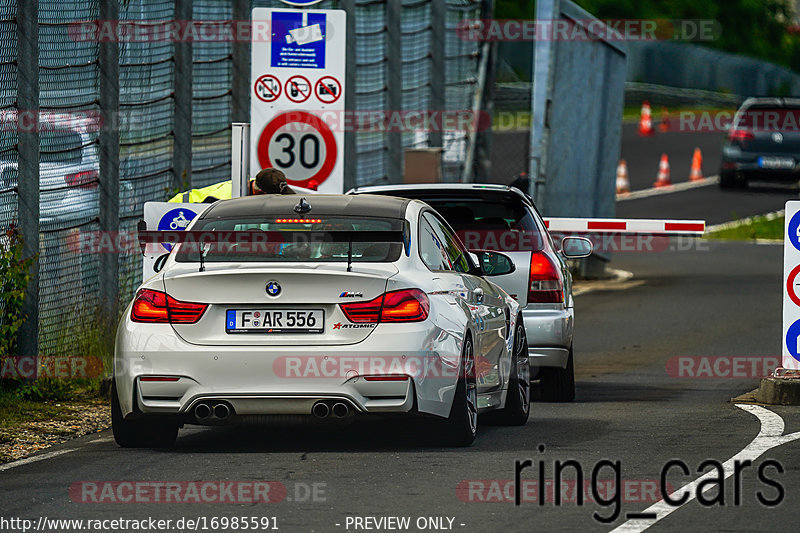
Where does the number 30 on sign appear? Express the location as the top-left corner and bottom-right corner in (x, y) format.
(257, 111), (338, 191)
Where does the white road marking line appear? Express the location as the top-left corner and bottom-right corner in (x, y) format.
(616, 176), (719, 202)
(610, 404), (800, 533)
(0, 448), (74, 472)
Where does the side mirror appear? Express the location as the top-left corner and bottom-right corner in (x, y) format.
(475, 250), (515, 276)
(153, 253), (169, 273)
(561, 237), (593, 259)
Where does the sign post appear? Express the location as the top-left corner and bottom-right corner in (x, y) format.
(250, 7), (346, 193)
(231, 123), (250, 198)
(783, 201), (800, 370)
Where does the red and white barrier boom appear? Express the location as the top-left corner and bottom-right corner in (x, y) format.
(543, 218), (705, 237)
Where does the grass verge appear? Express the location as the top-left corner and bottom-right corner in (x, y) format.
(705, 214), (784, 241)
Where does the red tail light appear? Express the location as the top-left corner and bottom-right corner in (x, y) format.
(339, 294), (382, 323)
(528, 251), (563, 303)
(131, 289), (208, 324)
(729, 129), (754, 142)
(381, 289), (429, 322)
(340, 288), (429, 323)
(65, 169), (99, 188)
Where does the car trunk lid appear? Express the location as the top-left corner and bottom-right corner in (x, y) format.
(163, 263), (398, 346)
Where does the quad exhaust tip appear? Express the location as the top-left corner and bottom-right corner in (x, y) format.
(194, 401), (233, 421)
(214, 403), (231, 419)
(332, 402), (349, 418)
(311, 401), (351, 419)
(194, 402), (212, 420)
(312, 401), (330, 418)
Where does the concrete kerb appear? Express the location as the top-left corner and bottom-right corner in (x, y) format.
(732, 379), (800, 406)
(572, 268), (642, 297)
(756, 378), (800, 405)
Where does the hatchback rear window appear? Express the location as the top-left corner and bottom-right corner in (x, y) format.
(401, 195), (545, 253)
(737, 105), (800, 132)
(175, 216), (404, 263)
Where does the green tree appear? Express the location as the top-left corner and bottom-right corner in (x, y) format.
(495, 0), (800, 73)
(0, 226), (35, 358)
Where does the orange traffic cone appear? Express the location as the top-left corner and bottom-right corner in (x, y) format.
(616, 159), (630, 194)
(658, 107), (671, 132)
(689, 148), (704, 181)
(653, 153), (672, 187)
(638, 101), (654, 136)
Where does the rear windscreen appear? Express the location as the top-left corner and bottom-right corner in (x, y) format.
(175, 216), (404, 263)
(736, 106), (800, 132)
(415, 197), (544, 252)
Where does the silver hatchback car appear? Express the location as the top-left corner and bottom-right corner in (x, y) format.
(349, 184), (592, 401)
(0, 112), (99, 230)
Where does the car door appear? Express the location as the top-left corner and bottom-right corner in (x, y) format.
(422, 211), (507, 391)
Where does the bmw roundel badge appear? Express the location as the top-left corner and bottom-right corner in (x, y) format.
(266, 281), (281, 297)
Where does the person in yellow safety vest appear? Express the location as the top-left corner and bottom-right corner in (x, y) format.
(168, 168), (296, 203)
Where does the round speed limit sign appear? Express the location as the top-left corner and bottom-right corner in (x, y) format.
(257, 111), (337, 189)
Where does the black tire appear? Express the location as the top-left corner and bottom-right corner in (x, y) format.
(719, 171), (734, 189)
(111, 380), (179, 448)
(433, 334), (478, 447)
(719, 171), (745, 189)
(494, 318), (530, 425)
(539, 346), (575, 402)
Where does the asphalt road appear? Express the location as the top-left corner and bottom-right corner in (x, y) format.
(1, 240), (796, 532)
(492, 122), (794, 224)
(490, 123), (725, 192)
(616, 183), (794, 225)
(618, 123), (724, 191)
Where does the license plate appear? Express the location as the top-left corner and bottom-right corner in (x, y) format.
(758, 156), (795, 169)
(226, 309), (324, 334)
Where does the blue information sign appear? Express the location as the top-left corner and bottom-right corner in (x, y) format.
(270, 11), (327, 70)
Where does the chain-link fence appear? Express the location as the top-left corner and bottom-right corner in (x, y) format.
(3, 0), (488, 356)
(37, 0), (101, 353)
(191, 0), (233, 187)
(117, 0), (177, 337)
(0, 1), (16, 241)
(490, 81), (531, 184)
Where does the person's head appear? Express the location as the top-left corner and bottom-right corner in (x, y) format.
(252, 168), (295, 195)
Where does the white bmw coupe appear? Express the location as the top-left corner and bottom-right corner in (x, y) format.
(114, 194), (530, 447)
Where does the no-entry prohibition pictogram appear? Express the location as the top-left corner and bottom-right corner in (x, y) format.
(788, 264), (800, 307)
(315, 76), (341, 104)
(257, 111), (338, 189)
(254, 74), (281, 102)
(285, 75), (312, 103)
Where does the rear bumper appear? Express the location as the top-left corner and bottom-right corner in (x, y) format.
(720, 154), (800, 182)
(114, 319), (463, 421)
(522, 306), (573, 369)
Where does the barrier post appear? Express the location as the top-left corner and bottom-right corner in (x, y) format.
(231, 123), (251, 198)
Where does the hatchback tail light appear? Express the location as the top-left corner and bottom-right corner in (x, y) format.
(65, 169), (99, 188)
(340, 288), (429, 323)
(131, 289), (208, 324)
(528, 251), (564, 303)
(728, 129), (754, 142)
